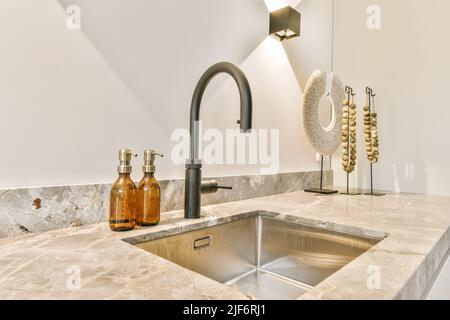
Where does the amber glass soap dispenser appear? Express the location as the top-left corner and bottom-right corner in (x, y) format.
(109, 149), (138, 231)
(137, 150), (163, 226)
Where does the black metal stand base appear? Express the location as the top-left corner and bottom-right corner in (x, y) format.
(305, 155), (338, 195)
(364, 192), (386, 196)
(305, 188), (338, 195)
(340, 191), (362, 196)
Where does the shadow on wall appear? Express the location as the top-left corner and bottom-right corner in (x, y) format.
(31, 0), (334, 184)
(56, 0), (268, 130)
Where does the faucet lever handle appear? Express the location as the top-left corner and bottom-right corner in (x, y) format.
(201, 180), (232, 194)
(216, 185), (232, 190)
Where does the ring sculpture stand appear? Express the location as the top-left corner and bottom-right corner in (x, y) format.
(302, 70), (344, 195)
(304, 155), (338, 194)
(340, 86), (361, 196)
(364, 87), (385, 196)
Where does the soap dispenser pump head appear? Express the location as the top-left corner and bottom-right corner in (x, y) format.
(118, 149), (137, 174)
(143, 150), (163, 174)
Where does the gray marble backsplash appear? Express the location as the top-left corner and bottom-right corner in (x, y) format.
(0, 170), (332, 239)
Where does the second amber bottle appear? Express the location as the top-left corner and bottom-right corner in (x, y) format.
(137, 150), (163, 226)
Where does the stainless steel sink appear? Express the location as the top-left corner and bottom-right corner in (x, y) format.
(134, 216), (381, 300)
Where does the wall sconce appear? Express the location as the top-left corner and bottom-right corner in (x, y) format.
(269, 6), (301, 41)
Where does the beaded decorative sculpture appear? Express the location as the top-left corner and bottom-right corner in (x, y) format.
(364, 91), (379, 163)
(341, 92), (357, 173)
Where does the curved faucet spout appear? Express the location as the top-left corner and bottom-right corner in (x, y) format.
(185, 62), (253, 220)
(189, 62), (253, 161)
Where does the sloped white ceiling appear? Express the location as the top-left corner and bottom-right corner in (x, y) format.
(56, 0), (333, 120)
(57, 0), (269, 131)
(0, 0), (334, 187)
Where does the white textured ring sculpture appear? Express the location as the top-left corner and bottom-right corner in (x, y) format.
(303, 70), (344, 156)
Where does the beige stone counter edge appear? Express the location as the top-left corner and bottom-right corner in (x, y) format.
(0, 191), (449, 300)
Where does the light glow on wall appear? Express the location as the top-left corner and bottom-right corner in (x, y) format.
(264, 0), (302, 12)
(259, 36), (288, 66)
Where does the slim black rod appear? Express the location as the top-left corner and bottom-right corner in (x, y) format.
(370, 90), (373, 195)
(345, 88), (352, 195)
(367, 87), (375, 196)
(370, 163), (374, 195)
(320, 155), (324, 190)
(347, 172), (349, 195)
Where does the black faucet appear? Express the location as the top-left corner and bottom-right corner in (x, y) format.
(185, 62), (253, 219)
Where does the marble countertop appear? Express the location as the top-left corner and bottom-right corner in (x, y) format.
(0, 191), (449, 300)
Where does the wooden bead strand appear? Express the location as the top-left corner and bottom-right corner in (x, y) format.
(364, 87), (385, 196)
(342, 89), (357, 173)
(364, 88), (380, 163)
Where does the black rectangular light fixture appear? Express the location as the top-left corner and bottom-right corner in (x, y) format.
(269, 6), (301, 41)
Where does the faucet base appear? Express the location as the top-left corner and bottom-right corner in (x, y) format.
(184, 163), (202, 219)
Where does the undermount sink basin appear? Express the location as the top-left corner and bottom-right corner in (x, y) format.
(133, 216), (381, 300)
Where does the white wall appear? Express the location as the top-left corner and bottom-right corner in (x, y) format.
(0, 0), (333, 188)
(0, 0), (164, 188)
(332, 0), (450, 196)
